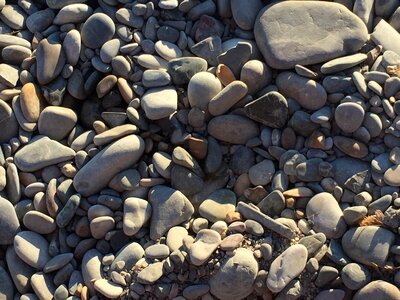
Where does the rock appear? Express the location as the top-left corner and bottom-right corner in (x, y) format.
(53, 4), (93, 25)
(94, 279), (123, 299)
(190, 229), (221, 266)
(14, 136), (75, 172)
(248, 159), (275, 186)
(306, 192), (347, 239)
(63, 29), (81, 66)
(240, 60), (272, 94)
(299, 233), (326, 258)
(220, 233), (244, 251)
(38, 106), (77, 140)
(6, 247), (35, 294)
(168, 57), (208, 85)
(335, 102), (365, 133)
(208, 114), (259, 144)
(231, 0), (263, 30)
(73, 135), (144, 196)
(254, 1), (368, 69)
(14, 231), (51, 269)
(90, 216), (115, 239)
(0, 197), (20, 245)
(342, 226), (395, 267)
(0, 266), (14, 299)
(20, 83), (44, 123)
(210, 248), (258, 299)
(191, 36), (222, 66)
(23, 211), (55, 235)
(257, 190), (286, 217)
(371, 20), (400, 56)
(341, 263), (371, 290)
(321, 53), (368, 74)
(137, 262), (163, 284)
(0, 63), (19, 87)
(36, 39), (65, 85)
(110, 242), (144, 272)
(384, 165), (400, 186)
(332, 157), (370, 186)
(343, 206), (368, 225)
(31, 273), (56, 300)
(56, 194), (80, 228)
(218, 42), (252, 77)
(333, 136), (368, 158)
(141, 87), (177, 120)
(82, 249), (103, 295)
(81, 13), (115, 49)
(26, 9), (54, 33)
(199, 189), (236, 222)
(245, 91), (288, 128)
(353, 280), (400, 300)
(267, 244), (308, 293)
(276, 72), (327, 110)
(43, 253), (73, 273)
(188, 72), (222, 111)
(315, 266), (339, 287)
(315, 289), (345, 300)
(0, 5), (26, 30)
(208, 80), (248, 116)
(149, 185), (194, 240)
(123, 197), (151, 236)
(171, 165), (204, 196)
(142, 70), (171, 88)
(155, 40), (182, 61)
(145, 244), (170, 259)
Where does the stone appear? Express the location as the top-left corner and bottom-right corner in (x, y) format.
(220, 233), (244, 251)
(145, 244), (170, 259)
(188, 71), (222, 111)
(123, 197), (151, 236)
(2, 45), (31, 65)
(142, 70), (171, 88)
(43, 253), (73, 273)
(384, 165), (400, 186)
(231, 0), (263, 30)
(141, 87), (177, 120)
(248, 159), (275, 186)
(14, 231), (51, 269)
(81, 13), (115, 49)
(38, 106), (77, 140)
(199, 189), (236, 222)
(332, 157), (370, 186)
(333, 136), (368, 159)
(155, 40), (182, 61)
(110, 242), (144, 272)
(306, 192), (347, 239)
(353, 280), (400, 300)
(0, 197), (20, 245)
(245, 91), (288, 128)
(0, 266), (14, 299)
(6, 247), (35, 294)
(36, 39), (65, 85)
(257, 190), (285, 217)
(254, 1), (368, 69)
(94, 279), (123, 299)
(210, 248), (258, 299)
(208, 80), (248, 116)
(23, 211), (55, 235)
(0, 5), (26, 30)
(82, 249), (103, 295)
(218, 42), (252, 77)
(190, 229), (221, 266)
(166, 227), (188, 251)
(56, 194), (80, 228)
(137, 262), (163, 284)
(14, 136), (75, 172)
(267, 244), (308, 293)
(321, 53), (368, 74)
(73, 135), (144, 196)
(298, 233), (326, 258)
(335, 102), (365, 133)
(168, 57), (208, 85)
(20, 83), (44, 123)
(149, 185), (194, 240)
(191, 36), (222, 66)
(53, 4), (93, 25)
(341, 263), (371, 290)
(31, 273), (56, 300)
(171, 165), (204, 196)
(63, 29), (81, 66)
(343, 206), (368, 225)
(342, 226), (395, 267)
(371, 20), (400, 56)
(240, 60), (272, 94)
(90, 216), (115, 239)
(0, 63), (19, 87)
(208, 114), (259, 145)
(276, 72), (327, 110)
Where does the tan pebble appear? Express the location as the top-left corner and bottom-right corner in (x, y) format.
(283, 187), (314, 197)
(226, 211), (241, 223)
(20, 83), (44, 122)
(185, 135), (208, 160)
(61, 163), (77, 178)
(306, 130), (326, 149)
(286, 197), (295, 208)
(117, 77), (135, 103)
(81, 286), (88, 300)
(96, 75), (117, 98)
(93, 120), (108, 134)
(234, 173), (251, 196)
(216, 64), (236, 86)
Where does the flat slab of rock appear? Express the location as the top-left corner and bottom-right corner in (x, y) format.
(254, 1), (368, 69)
(14, 136), (75, 172)
(73, 135), (144, 196)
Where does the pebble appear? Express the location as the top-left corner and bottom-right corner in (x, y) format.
(81, 13), (115, 49)
(110, 242), (144, 272)
(23, 211), (55, 235)
(342, 226), (395, 267)
(210, 248), (258, 299)
(141, 86), (177, 120)
(63, 30), (81, 66)
(306, 192), (347, 239)
(137, 262), (164, 284)
(267, 244), (308, 293)
(248, 159), (275, 186)
(53, 4), (92, 25)
(36, 38), (65, 85)
(38, 106), (77, 140)
(341, 263), (371, 290)
(220, 233), (243, 251)
(208, 114), (259, 145)
(166, 227), (188, 252)
(254, 1), (368, 69)
(155, 40), (182, 61)
(123, 197), (151, 236)
(148, 185), (194, 240)
(276, 72), (327, 110)
(353, 280), (400, 300)
(14, 231), (51, 269)
(335, 102), (365, 133)
(231, 0), (262, 30)
(31, 273), (55, 300)
(321, 53), (368, 74)
(0, 63), (19, 87)
(208, 80), (248, 116)
(188, 71), (222, 111)
(199, 189), (236, 222)
(190, 229), (221, 266)
(168, 57), (208, 85)
(73, 135), (144, 196)
(20, 83), (44, 123)
(333, 136), (368, 159)
(145, 244), (170, 259)
(94, 279), (123, 299)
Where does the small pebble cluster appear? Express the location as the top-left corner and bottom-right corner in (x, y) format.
(2, 0), (400, 299)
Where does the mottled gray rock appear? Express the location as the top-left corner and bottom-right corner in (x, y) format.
(254, 1), (368, 69)
(81, 13), (115, 49)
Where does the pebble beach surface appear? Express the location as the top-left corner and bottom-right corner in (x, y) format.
(1, 0), (400, 299)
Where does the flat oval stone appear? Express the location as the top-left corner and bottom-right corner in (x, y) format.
(110, 241), (144, 272)
(306, 192), (347, 239)
(0, 197), (20, 245)
(14, 136), (75, 172)
(31, 273), (55, 300)
(210, 248), (258, 299)
(73, 135), (144, 196)
(63, 29), (81, 66)
(276, 72), (327, 110)
(333, 136), (368, 158)
(384, 165), (400, 186)
(208, 80), (248, 116)
(353, 280), (400, 300)
(342, 226), (395, 267)
(208, 114), (259, 145)
(14, 231), (51, 269)
(335, 102), (365, 133)
(38, 106), (77, 140)
(81, 13), (115, 49)
(199, 189), (236, 222)
(231, 0), (263, 30)
(267, 244), (307, 293)
(254, 1), (368, 69)
(141, 86), (177, 120)
(145, 244), (170, 259)
(20, 83), (44, 123)
(53, 4), (93, 25)
(23, 211), (55, 235)
(0, 5), (26, 30)
(321, 53), (368, 74)
(188, 72), (222, 111)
